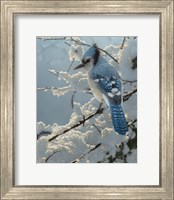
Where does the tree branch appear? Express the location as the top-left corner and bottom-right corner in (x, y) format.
(37, 36), (129, 64)
(128, 119), (137, 127)
(122, 79), (137, 85)
(72, 143), (102, 163)
(123, 89), (137, 101)
(69, 37), (119, 63)
(92, 124), (101, 134)
(48, 88), (137, 143)
(72, 119), (137, 163)
(71, 91), (76, 109)
(44, 150), (61, 163)
(69, 37), (90, 47)
(67, 59), (74, 72)
(98, 47), (119, 64)
(37, 86), (58, 91)
(45, 118), (137, 163)
(37, 86), (65, 92)
(48, 103), (104, 142)
(120, 37), (127, 49)
(48, 69), (59, 77)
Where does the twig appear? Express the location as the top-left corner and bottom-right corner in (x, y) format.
(70, 37), (119, 64)
(72, 143), (102, 163)
(92, 124), (101, 134)
(64, 41), (71, 46)
(123, 89), (137, 101)
(48, 69), (59, 77)
(37, 86), (59, 91)
(128, 119), (137, 127)
(44, 150), (59, 163)
(37, 131), (51, 140)
(67, 59), (74, 72)
(131, 56), (137, 70)
(120, 37), (126, 49)
(71, 91), (76, 109)
(122, 79), (137, 84)
(70, 37), (90, 47)
(98, 47), (119, 64)
(71, 155), (84, 163)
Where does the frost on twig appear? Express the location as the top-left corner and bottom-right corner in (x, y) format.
(37, 86), (71, 97)
(38, 71), (88, 96)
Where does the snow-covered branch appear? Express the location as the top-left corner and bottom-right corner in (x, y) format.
(71, 120), (137, 163)
(48, 103), (104, 142)
(38, 36), (119, 64)
(48, 87), (137, 143)
(69, 37), (119, 64)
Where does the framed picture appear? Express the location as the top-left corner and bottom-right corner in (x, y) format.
(1, 0), (173, 199)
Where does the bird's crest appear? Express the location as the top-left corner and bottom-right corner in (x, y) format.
(82, 43), (100, 65)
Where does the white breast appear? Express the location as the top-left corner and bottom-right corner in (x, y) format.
(87, 76), (102, 103)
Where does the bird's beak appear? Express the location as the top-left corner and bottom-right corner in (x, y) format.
(74, 63), (85, 70)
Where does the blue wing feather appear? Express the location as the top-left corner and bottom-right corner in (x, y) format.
(94, 75), (122, 104)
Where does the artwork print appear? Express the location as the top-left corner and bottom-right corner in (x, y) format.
(37, 36), (137, 163)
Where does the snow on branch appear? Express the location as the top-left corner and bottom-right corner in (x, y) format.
(71, 119), (137, 163)
(48, 88), (137, 143)
(69, 37), (119, 64)
(38, 36), (119, 64)
(48, 103), (104, 142)
(37, 86), (71, 97)
(44, 119), (137, 163)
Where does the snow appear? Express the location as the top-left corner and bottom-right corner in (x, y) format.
(122, 142), (130, 155)
(46, 130), (89, 163)
(51, 86), (71, 97)
(69, 44), (84, 61)
(101, 128), (125, 146)
(37, 137), (48, 162)
(126, 149), (137, 163)
(84, 130), (101, 145)
(58, 71), (88, 91)
(37, 36), (137, 163)
(37, 122), (52, 135)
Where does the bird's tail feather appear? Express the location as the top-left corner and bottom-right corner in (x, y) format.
(109, 102), (128, 135)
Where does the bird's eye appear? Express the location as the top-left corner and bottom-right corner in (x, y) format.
(85, 58), (90, 63)
(82, 56), (91, 64)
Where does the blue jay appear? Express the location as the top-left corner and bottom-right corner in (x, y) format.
(74, 44), (128, 135)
